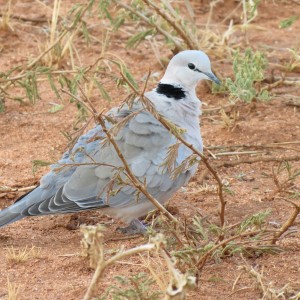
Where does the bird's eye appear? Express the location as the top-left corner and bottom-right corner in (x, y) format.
(188, 63), (195, 70)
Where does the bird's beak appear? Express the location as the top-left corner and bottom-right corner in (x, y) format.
(203, 71), (221, 85)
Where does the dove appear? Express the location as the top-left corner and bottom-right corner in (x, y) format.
(0, 50), (220, 233)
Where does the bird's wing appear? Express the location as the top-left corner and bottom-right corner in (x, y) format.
(21, 103), (185, 216)
(61, 109), (175, 207)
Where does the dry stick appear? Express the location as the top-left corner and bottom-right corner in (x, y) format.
(199, 153), (300, 185)
(96, 114), (178, 224)
(0, 185), (37, 193)
(202, 103), (235, 114)
(227, 287), (253, 299)
(206, 141), (300, 150)
(0, 69), (109, 84)
(141, 0), (197, 49)
(206, 141), (300, 152)
(220, 154), (300, 167)
(206, 0), (223, 30)
(260, 79), (284, 92)
(61, 89), (95, 115)
(54, 161), (118, 170)
(0, 13), (47, 23)
(83, 244), (155, 300)
(221, 1), (242, 24)
(213, 150), (263, 157)
(271, 200), (300, 244)
(113, 0), (184, 51)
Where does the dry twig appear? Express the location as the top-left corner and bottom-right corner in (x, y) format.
(271, 199), (300, 244)
(220, 155), (300, 168)
(82, 226), (159, 300)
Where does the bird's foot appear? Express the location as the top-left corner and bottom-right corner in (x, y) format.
(117, 219), (147, 235)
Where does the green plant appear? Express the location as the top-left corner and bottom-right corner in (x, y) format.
(225, 48), (269, 103)
(100, 273), (162, 300)
(286, 48), (300, 72)
(279, 16), (299, 29)
(238, 209), (271, 233)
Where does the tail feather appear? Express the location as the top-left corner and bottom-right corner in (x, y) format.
(14, 186), (39, 203)
(0, 187), (44, 228)
(0, 213), (25, 227)
(0, 182), (108, 228)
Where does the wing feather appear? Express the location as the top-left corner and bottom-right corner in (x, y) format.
(1, 95), (201, 223)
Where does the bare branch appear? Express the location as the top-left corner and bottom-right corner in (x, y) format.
(271, 200), (300, 244)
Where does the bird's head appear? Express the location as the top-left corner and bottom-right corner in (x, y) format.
(160, 50), (220, 90)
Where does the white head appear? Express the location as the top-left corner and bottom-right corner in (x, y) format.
(160, 50), (220, 90)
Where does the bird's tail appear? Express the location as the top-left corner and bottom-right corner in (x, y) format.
(0, 187), (41, 227)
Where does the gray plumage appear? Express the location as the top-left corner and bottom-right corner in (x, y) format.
(0, 50), (219, 228)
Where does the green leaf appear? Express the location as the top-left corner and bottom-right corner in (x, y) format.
(93, 79), (112, 102)
(47, 74), (61, 99)
(48, 104), (64, 113)
(32, 160), (53, 173)
(279, 16), (299, 29)
(81, 21), (91, 44)
(0, 99), (4, 112)
(126, 29), (155, 48)
(239, 209), (272, 233)
(225, 48), (269, 103)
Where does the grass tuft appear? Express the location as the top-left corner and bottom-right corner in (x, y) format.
(7, 277), (20, 300)
(6, 246), (41, 264)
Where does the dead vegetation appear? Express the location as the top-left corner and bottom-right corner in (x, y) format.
(5, 245), (41, 264)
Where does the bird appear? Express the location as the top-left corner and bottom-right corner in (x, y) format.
(0, 50), (220, 233)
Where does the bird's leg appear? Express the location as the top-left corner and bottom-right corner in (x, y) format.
(117, 218), (147, 235)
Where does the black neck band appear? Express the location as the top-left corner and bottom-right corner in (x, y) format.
(156, 83), (186, 100)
